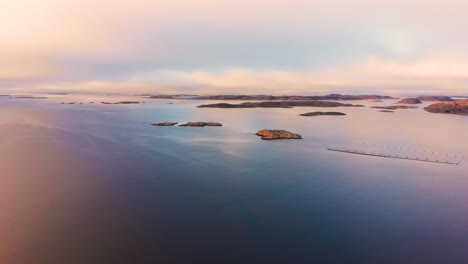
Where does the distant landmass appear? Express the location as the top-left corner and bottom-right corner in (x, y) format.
(198, 101), (364, 109)
(146, 94), (394, 101)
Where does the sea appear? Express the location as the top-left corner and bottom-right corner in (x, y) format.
(1, 94), (467, 263)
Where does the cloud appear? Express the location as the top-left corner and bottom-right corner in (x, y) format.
(29, 56), (467, 95)
(1, 0), (468, 94)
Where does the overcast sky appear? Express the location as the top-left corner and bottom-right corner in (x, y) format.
(2, 0), (468, 95)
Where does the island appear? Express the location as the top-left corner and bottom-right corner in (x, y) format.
(145, 94), (198, 99)
(300, 111), (346, 116)
(397, 98), (422, 104)
(198, 101), (363, 109)
(151, 122), (178, 126)
(179, 122), (223, 127)
(145, 94), (394, 101)
(379, 110), (395, 113)
(371, 105), (418, 110)
(14, 96), (48, 99)
(424, 100), (468, 115)
(101, 101), (142, 104)
(255, 129), (302, 140)
(417, 96), (453, 102)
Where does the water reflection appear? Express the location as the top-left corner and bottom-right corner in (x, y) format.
(1, 96), (468, 263)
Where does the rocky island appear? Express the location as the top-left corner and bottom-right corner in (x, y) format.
(151, 122), (178, 126)
(371, 105), (418, 110)
(417, 96), (453, 102)
(101, 101), (142, 104)
(255, 129), (302, 140)
(145, 94), (394, 101)
(14, 96), (48, 99)
(179, 122), (223, 127)
(397, 98), (422, 104)
(300, 111), (346, 116)
(424, 100), (468, 115)
(198, 101), (363, 109)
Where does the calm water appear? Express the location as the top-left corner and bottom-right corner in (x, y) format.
(1, 95), (468, 263)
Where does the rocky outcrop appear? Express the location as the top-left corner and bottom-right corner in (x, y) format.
(255, 129), (302, 140)
(397, 98), (422, 104)
(300, 111), (346, 116)
(417, 96), (453, 102)
(179, 122), (223, 127)
(198, 101), (363, 109)
(151, 122), (178, 126)
(371, 105), (418, 110)
(424, 100), (468, 115)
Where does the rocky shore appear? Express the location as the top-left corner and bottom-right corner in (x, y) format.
(255, 129), (302, 140)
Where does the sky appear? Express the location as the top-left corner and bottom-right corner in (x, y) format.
(1, 0), (468, 95)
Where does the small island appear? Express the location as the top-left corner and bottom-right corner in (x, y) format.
(424, 100), (468, 115)
(397, 98), (422, 104)
(255, 129), (302, 140)
(417, 96), (453, 102)
(379, 110), (395, 113)
(14, 96), (48, 99)
(198, 101), (363, 109)
(179, 122), (223, 127)
(145, 94), (394, 101)
(101, 101), (142, 104)
(151, 122), (178, 126)
(371, 105), (418, 110)
(300, 111), (346, 116)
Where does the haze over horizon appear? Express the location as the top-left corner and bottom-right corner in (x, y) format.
(2, 0), (468, 95)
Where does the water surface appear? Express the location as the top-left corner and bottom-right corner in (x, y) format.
(1, 95), (467, 263)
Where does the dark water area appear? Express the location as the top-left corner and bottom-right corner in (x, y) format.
(1, 96), (468, 263)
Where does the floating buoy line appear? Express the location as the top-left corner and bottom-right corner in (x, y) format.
(327, 148), (460, 166)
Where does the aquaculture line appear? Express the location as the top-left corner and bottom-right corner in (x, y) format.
(327, 148), (460, 166)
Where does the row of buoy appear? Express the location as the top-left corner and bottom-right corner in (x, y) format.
(361, 142), (464, 159)
(330, 148), (460, 165)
